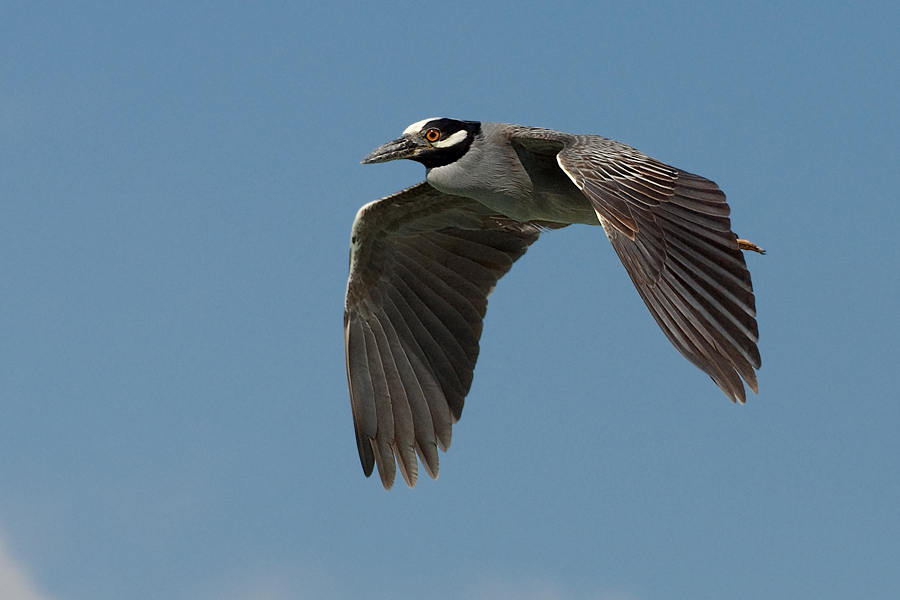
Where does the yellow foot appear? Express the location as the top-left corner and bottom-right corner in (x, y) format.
(737, 239), (766, 254)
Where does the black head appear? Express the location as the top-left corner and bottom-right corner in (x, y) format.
(361, 118), (481, 169)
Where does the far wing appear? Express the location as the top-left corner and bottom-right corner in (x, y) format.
(511, 129), (761, 403)
(345, 181), (543, 489)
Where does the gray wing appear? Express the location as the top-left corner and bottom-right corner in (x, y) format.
(345, 181), (543, 489)
(510, 128), (760, 403)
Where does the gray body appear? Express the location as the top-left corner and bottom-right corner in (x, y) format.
(425, 122), (598, 225)
(346, 118), (763, 488)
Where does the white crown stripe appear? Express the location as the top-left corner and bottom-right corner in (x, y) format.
(433, 130), (469, 148)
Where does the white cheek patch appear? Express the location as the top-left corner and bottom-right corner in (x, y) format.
(434, 129), (468, 148)
(403, 118), (441, 135)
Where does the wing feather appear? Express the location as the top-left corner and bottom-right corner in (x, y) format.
(509, 127), (761, 402)
(359, 318), (396, 487)
(380, 293), (442, 474)
(384, 279), (464, 435)
(345, 182), (542, 487)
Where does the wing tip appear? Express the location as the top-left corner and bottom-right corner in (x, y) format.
(715, 368), (760, 404)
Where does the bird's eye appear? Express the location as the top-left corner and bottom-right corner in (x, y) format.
(424, 128), (441, 142)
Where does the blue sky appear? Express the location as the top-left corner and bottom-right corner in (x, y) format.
(1, 2), (898, 599)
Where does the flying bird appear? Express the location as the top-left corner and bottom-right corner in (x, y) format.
(345, 118), (763, 489)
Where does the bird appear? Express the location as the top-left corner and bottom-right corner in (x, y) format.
(345, 118), (764, 489)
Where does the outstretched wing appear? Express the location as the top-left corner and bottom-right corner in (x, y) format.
(345, 181), (544, 489)
(510, 128), (761, 403)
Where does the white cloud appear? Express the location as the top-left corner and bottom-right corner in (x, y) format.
(0, 532), (54, 600)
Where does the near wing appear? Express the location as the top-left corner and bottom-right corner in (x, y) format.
(511, 129), (761, 403)
(345, 181), (543, 489)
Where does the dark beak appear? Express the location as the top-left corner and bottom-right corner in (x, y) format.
(361, 134), (427, 164)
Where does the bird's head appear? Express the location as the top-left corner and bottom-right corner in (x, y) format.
(361, 118), (481, 169)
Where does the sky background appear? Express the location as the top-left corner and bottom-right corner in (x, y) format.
(1, 2), (899, 599)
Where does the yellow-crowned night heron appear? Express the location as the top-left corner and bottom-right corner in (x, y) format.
(346, 118), (764, 488)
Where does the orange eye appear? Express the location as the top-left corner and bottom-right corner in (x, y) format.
(424, 128), (441, 142)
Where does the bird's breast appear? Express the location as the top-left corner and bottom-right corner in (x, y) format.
(426, 146), (597, 225)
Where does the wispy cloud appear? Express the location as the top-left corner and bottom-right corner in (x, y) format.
(0, 531), (54, 600)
